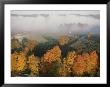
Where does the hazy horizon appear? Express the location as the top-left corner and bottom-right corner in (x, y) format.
(11, 10), (100, 42)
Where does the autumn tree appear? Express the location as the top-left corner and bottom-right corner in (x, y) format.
(11, 51), (27, 75)
(43, 46), (61, 63)
(85, 51), (99, 75)
(72, 55), (87, 76)
(72, 51), (99, 76)
(58, 51), (76, 76)
(58, 58), (68, 76)
(40, 46), (62, 76)
(27, 54), (40, 76)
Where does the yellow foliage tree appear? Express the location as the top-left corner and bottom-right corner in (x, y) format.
(58, 57), (69, 76)
(58, 51), (76, 76)
(27, 54), (40, 76)
(85, 51), (99, 74)
(66, 51), (76, 66)
(11, 51), (27, 74)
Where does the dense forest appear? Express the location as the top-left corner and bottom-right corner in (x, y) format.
(11, 33), (100, 77)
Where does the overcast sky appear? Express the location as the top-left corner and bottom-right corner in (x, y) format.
(11, 10), (100, 42)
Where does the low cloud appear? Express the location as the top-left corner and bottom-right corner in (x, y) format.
(73, 14), (100, 19)
(11, 11), (100, 41)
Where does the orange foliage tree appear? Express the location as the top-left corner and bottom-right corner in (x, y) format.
(72, 51), (99, 76)
(72, 55), (87, 76)
(43, 46), (61, 63)
(40, 46), (62, 76)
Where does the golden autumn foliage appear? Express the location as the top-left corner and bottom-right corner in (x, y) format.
(58, 51), (76, 76)
(11, 36), (99, 77)
(27, 54), (40, 76)
(66, 51), (76, 66)
(72, 51), (99, 76)
(11, 48), (99, 77)
(58, 64), (68, 76)
(58, 35), (70, 46)
(39, 46), (62, 76)
(86, 51), (98, 74)
(58, 57), (69, 76)
(43, 46), (61, 63)
(11, 51), (27, 73)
